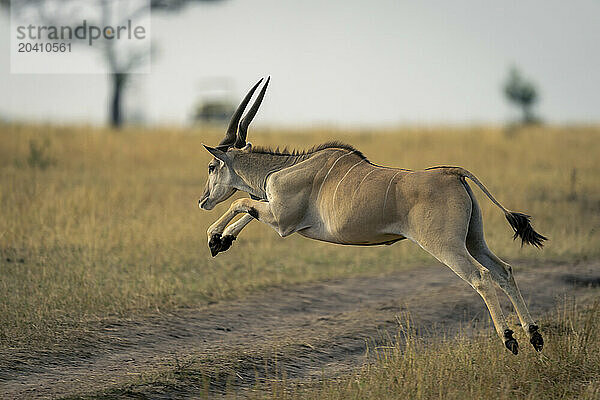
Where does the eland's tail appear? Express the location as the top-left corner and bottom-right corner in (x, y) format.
(431, 166), (548, 248)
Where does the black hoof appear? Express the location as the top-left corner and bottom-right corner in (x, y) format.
(220, 235), (235, 252)
(209, 233), (222, 257)
(529, 325), (544, 352)
(504, 329), (519, 355)
(208, 233), (236, 257)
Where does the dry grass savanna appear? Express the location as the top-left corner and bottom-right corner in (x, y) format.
(259, 300), (600, 400)
(1, 123), (599, 398)
(83, 298), (599, 400)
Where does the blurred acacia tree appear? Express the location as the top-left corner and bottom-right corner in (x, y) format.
(1, 0), (225, 128)
(503, 67), (540, 125)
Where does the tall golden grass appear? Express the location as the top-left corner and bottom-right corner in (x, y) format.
(1, 123), (599, 347)
(263, 301), (600, 400)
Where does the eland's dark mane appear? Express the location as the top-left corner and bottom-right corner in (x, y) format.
(251, 141), (367, 161)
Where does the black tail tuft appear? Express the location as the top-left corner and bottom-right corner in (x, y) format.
(505, 212), (548, 248)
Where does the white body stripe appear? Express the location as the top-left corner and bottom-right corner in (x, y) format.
(382, 171), (402, 218)
(316, 151), (355, 201)
(333, 159), (365, 209)
(352, 168), (376, 205)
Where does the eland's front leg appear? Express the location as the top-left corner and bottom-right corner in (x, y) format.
(222, 214), (255, 238)
(206, 214), (254, 256)
(207, 198), (277, 256)
(206, 205), (240, 257)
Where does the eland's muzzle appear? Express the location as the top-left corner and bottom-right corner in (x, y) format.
(199, 197), (209, 210)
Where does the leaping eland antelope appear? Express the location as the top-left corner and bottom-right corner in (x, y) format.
(199, 77), (547, 355)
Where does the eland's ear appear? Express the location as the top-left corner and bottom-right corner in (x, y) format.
(202, 144), (228, 162)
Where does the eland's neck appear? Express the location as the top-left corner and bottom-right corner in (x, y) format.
(231, 152), (305, 199)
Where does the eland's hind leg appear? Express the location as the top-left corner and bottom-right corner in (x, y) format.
(463, 182), (544, 351)
(419, 242), (519, 354)
(408, 183), (517, 354)
(468, 245), (544, 351)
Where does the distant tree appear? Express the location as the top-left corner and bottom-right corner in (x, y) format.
(2, 0), (225, 128)
(503, 67), (540, 124)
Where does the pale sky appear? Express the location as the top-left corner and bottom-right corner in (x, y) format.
(1, 0), (599, 126)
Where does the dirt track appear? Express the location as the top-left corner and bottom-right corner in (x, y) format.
(2, 262), (599, 399)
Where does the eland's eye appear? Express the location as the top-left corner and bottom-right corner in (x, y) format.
(208, 165), (216, 173)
